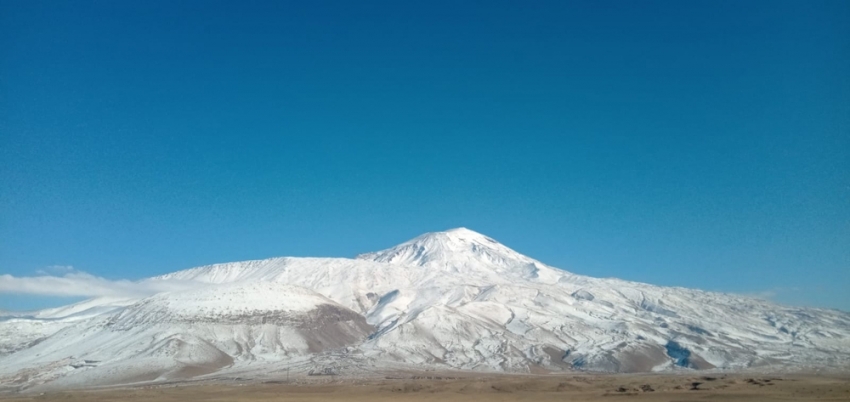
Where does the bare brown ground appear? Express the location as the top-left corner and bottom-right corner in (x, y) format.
(2, 373), (849, 402)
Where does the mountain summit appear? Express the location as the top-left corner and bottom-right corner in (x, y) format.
(356, 228), (562, 281)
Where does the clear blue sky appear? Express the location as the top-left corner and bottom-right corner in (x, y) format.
(1, 1), (848, 311)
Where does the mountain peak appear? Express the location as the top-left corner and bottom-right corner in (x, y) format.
(429, 227), (495, 242)
(356, 228), (558, 280)
(440, 227), (494, 240)
(442, 226), (479, 234)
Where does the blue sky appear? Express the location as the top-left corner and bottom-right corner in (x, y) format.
(1, 1), (848, 311)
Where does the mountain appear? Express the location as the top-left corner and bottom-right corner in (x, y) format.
(1, 228), (849, 391)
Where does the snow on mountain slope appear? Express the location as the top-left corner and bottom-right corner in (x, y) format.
(0, 283), (372, 391)
(152, 257), (449, 315)
(358, 276), (850, 372)
(0, 297), (137, 357)
(33, 297), (138, 321)
(356, 227), (565, 283)
(1, 228), (849, 391)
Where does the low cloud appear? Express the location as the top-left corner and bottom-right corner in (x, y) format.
(35, 265), (77, 275)
(0, 269), (202, 298)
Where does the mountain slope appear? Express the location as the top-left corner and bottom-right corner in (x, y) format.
(0, 283), (371, 390)
(0, 297), (137, 357)
(1, 228), (848, 391)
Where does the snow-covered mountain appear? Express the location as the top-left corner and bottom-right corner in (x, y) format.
(1, 228), (849, 391)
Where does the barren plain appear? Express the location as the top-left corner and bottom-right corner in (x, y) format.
(2, 372), (849, 402)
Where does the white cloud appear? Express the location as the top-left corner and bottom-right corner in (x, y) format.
(0, 269), (201, 298)
(35, 265), (77, 275)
